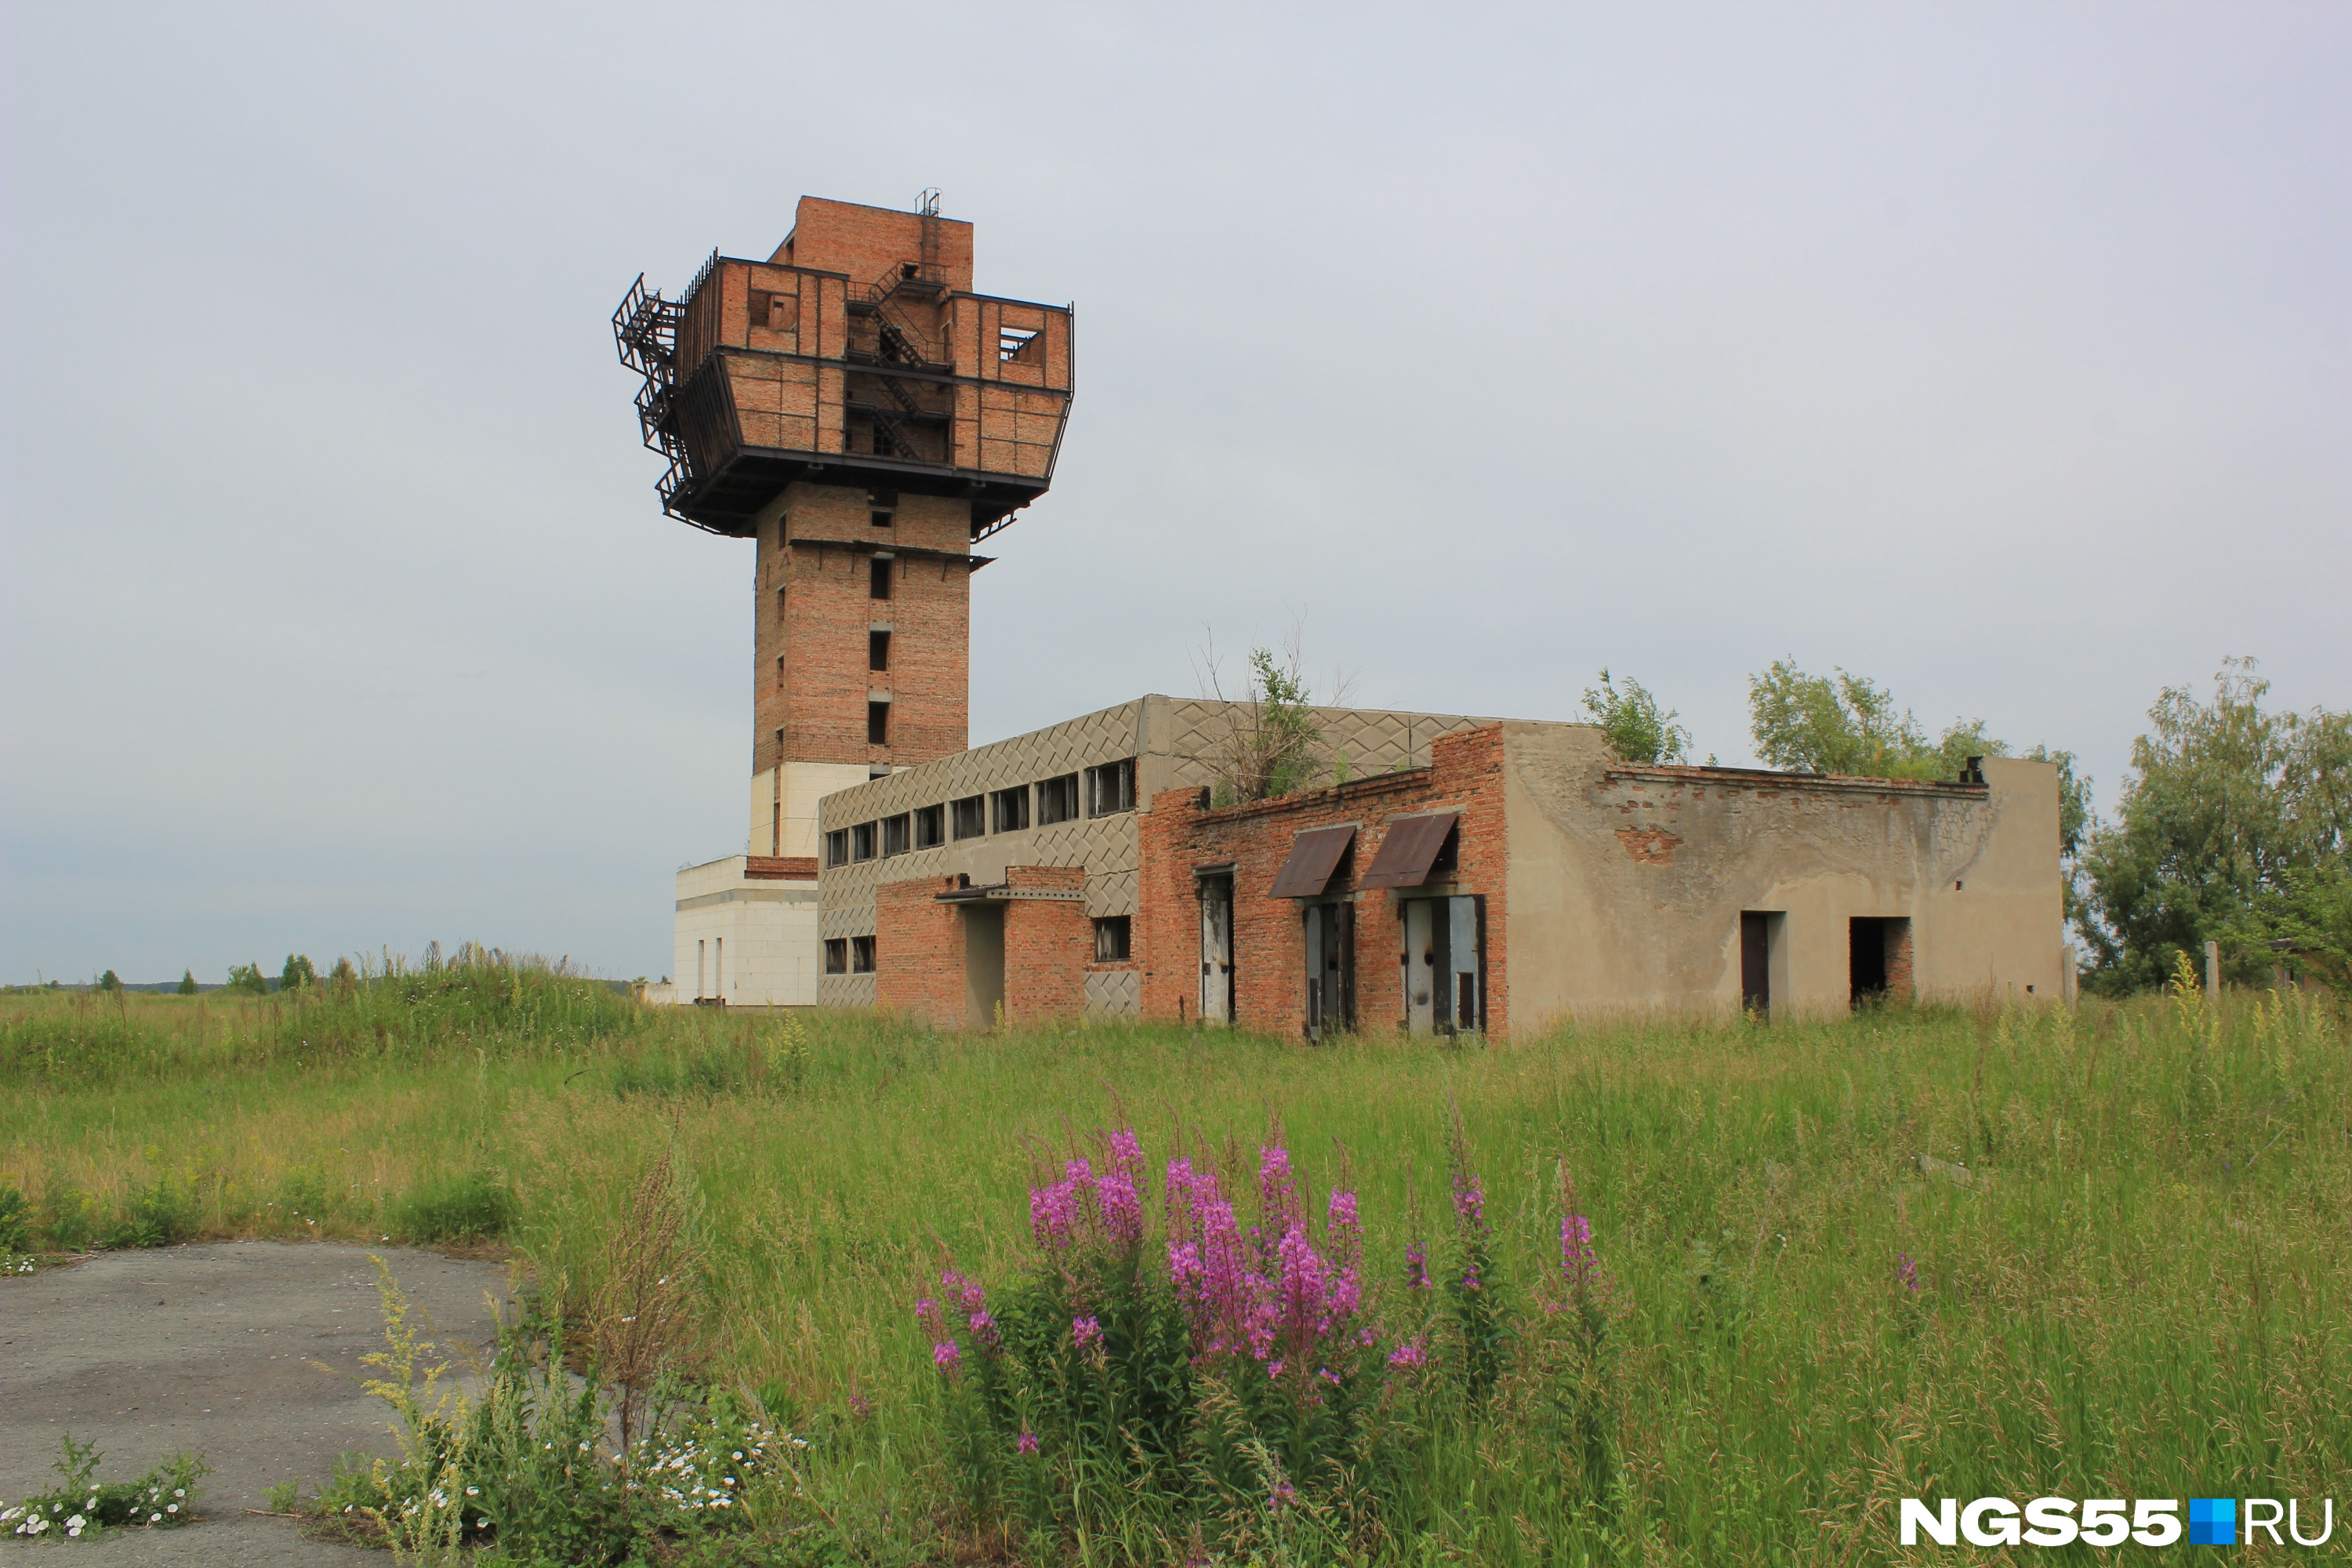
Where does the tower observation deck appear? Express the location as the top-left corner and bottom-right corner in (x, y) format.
(613, 194), (1073, 542)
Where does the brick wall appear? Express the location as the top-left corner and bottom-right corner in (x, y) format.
(874, 875), (969, 1028)
(1002, 866), (1091, 1026)
(754, 480), (974, 775)
(1886, 919), (1916, 1000)
(1134, 727), (1512, 1040)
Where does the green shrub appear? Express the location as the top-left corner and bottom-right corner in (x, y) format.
(176, 971), (198, 996)
(390, 1171), (517, 1245)
(38, 1182), (100, 1252)
(0, 1185), (27, 1252)
(107, 1177), (198, 1250)
(224, 963), (270, 996)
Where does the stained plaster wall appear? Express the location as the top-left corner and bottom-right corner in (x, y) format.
(1500, 725), (2067, 1027)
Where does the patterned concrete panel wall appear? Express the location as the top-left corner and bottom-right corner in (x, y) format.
(814, 695), (1497, 1022)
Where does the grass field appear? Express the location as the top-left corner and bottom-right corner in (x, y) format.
(3, 959), (2347, 1564)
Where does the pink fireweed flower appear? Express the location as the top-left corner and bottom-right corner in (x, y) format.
(1097, 1166), (1145, 1248)
(1452, 1171), (1484, 1229)
(1560, 1211), (1596, 1287)
(1016, 1429), (1040, 1456)
(1030, 1179), (1080, 1248)
(933, 1340), (962, 1376)
(1270, 1478), (1298, 1510)
(1108, 1127), (1142, 1171)
(1896, 1253), (1921, 1294)
(943, 1269), (986, 1316)
(1258, 1145), (1300, 1236)
(1404, 1240), (1431, 1291)
(1388, 1335), (1428, 1367)
(914, 1297), (943, 1338)
(968, 1310), (1003, 1352)
(1073, 1314), (1103, 1351)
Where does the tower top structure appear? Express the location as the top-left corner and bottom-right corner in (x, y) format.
(614, 194), (1073, 540)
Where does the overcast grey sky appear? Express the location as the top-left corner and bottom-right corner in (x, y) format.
(4, 3), (2346, 984)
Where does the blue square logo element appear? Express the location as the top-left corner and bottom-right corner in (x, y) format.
(2190, 1497), (2237, 1546)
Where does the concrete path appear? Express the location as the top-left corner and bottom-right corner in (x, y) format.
(2, 1242), (510, 1566)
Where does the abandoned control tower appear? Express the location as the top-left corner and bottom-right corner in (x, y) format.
(615, 194), (1073, 1005)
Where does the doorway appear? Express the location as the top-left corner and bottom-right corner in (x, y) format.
(1740, 911), (1785, 1017)
(1401, 895), (1483, 1035)
(1849, 916), (1911, 1007)
(1303, 900), (1354, 1040)
(964, 905), (1004, 1029)
(1199, 873), (1235, 1024)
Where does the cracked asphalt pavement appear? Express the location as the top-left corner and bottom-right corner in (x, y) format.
(2, 1242), (510, 1565)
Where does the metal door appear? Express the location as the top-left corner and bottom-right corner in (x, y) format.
(1403, 895), (1482, 1035)
(1304, 901), (1354, 1040)
(1446, 896), (1482, 1033)
(1403, 898), (1436, 1033)
(1199, 874), (1234, 1023)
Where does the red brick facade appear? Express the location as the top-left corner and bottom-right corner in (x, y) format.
(753, 481), (977, 775)
(1001, 868), (1092, 1025)
(1135, 728), (1512, 1039)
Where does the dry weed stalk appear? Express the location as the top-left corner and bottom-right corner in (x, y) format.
(592, 1150), (703, 1457)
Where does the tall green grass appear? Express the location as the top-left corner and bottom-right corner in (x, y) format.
(2, 963), (2346, 1564)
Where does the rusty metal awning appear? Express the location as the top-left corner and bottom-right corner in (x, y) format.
(1268, 825), (1357, 898)
(1359, 812), (1458, 890)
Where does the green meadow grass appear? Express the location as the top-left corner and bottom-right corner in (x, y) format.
(3, 965), (2347, 1564)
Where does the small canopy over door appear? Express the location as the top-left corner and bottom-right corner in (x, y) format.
(1360, 813), (1458, 890)
(1269, 825), (1356, 898)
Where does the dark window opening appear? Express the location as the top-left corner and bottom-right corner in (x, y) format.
(851, 935), (875, 974)
(750, 291), (798, 332)
(823, 829), (848, 868)
(776, 586), (787, 619)
(992, 786), (1030, 833)
(870, 510), (894, 529)
(1036, 773), (1079, 826)
(1850, 916), (1911, 1008)
(914, 804), (946, 848)
(999, 325), (1041, 362)
(1093, 916), (1132, 964)
(851, 822), (877, 862)
(951, 794), (986, 840)
(1086, 759), (1137, 817)
(775, 654), (786, 686)
(869, 629), (891, 672)
(822, 938), (848, 975)
(881, 814), (910, 856)
(869, 556), (893, 600)
(868, 701), (891, 746)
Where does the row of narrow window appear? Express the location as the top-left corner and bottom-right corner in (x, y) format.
(826, 916), (1130, 975)
(823, 760), (1138, 868)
